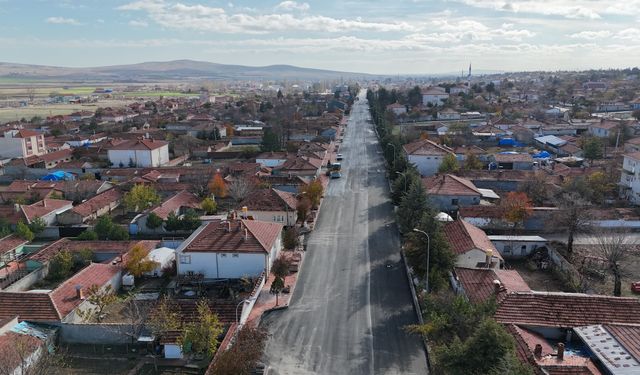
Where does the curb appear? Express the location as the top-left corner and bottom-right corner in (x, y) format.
(264, 305), (289, 313)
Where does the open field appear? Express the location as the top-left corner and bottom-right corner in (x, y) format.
(0, 100), (134, 123)
(0, 86), (99, 96)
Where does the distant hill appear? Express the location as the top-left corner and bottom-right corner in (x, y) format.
(0, 59), (373, 82)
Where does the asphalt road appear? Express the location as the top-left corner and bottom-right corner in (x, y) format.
(262, 91), (429, 375)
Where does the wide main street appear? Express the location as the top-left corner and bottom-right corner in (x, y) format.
(262, 91), (429, 374)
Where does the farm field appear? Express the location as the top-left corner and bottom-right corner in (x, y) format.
(0, 100), (134, 123)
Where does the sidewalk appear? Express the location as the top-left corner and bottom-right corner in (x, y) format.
(246, 249), (305, 327)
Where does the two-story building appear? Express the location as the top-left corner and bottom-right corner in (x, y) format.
(175, 219), (283, 279)
(402, 139), (455, 176)
(107, 138), (169, 168)
(620, 152), (640, 204)
(0, 129), (46, 159)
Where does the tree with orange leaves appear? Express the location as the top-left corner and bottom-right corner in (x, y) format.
(209, 173), (227, 198)
(500, 191), (532, 232)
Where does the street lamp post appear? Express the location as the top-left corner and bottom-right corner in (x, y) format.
(413, 228), (431, 293)
(396, 171), (408, 191)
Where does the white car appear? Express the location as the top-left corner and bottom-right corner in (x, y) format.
(337, 153), (343, 161)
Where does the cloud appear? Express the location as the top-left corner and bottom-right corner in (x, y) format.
(45, 16), (81, 25)
(129, 19), (149, 27)
(117, 0), (415, 33)
(275, 1), (310, 12)
(453, 0), (640, 19)
(568, 30), (612, 39)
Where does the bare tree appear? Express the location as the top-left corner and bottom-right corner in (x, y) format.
(227, 176), (256, 203)
(0, 334), (66, 375)
(551, 192), (592, 255)
(593, 230), (637, 296)
(26, 87), (36, 103)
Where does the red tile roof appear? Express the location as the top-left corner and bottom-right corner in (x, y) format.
(506, 324), (603, 375)
(279, 156), (323, 171)
(402, 139), (454, 156)
(443, 219), (499, 257)
(422, 174), (481, 196)
(50, 263), (120, 319)
(239, 188), (297, 212)
(107, 138), (167, 151)
(454, 267), (530, 304)
(494, 153), (534, 163)
(0, 332), (42, 370)
(0, 235), (28, 256)
(15, 129), (41, 138)
(20, 199), (72, 223)
(150, 190), (201, 220)
(70, 187), (122, 218)
(495, 292), (640, 327)
(0, 292), (60, 321)
(183, 219), (282, 254)
(604, 324), (640, 362)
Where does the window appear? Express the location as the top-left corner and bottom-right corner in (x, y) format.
(451, 199), (459, 206)
(179, 255), (191, 264)
(232, 253), (239, 258)
(221, 254), (228, 257)
(503, 246), (512, 254)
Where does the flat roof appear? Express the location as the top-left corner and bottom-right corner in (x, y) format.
(488, 235), (547, 242)
(574, 325), (640, 375)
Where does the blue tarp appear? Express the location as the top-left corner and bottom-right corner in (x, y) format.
(498, 138), (526, 147)
(41, 170), (74, 181)
(532, 151), (552, 159)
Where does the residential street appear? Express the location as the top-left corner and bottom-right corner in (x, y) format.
(262, 91), (429, 375)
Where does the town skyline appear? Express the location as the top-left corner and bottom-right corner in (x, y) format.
(2, 0), (640, 74)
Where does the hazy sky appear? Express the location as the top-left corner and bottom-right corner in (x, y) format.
(2, 0), (640, 74)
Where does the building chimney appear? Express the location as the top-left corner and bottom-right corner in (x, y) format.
(43, 200), (46, 208)
(227, 221), (231, 233)
(493, 279), (502, 294)
(76, 285), (84, 300)
(556, 343), (565, 361)
(13, 203), (20, 213)
(534, 344), (543, 359)
(485, 249), (493, 267)
(244, 228), (248, 242)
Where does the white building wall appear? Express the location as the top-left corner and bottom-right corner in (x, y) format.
(408, 154), (443, 176)
(491, 240), (546, 258)
(0, 137), (26, 158)
(109, 148), (167, 168)
(246, 210), (297, 226)
(620, 156), (640, 205)
(455, 248), (500, 269)
(177, 252), (266, 279)
(422, 94), (449, 106)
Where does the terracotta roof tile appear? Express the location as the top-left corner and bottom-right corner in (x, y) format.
(494, 153), (534, 163)
(239, 188), (297, 212)
(0, 235), (28, 256)
(443, 219), (499, 257)
(20, 199), (72, 223)
(0, 292), (60, 321)
(107, 138), (167, 151)
(496, 292), (640, 327)
(604, 324), (640, 362)
(150, 190), (200, 220)
(70, 187), (122, 218)
(0, 332), (42, 370)
(455, 267), (530, 304)
(183, 219), (282, 254)
(402, 139), (454, 156)
(422, 174), (481, 196)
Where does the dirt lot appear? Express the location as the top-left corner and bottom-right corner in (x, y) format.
(571, 244), (640, 297)
(506, 259), (570, 292)
(0, 100), (133, 123)
(50, 356), (138, 375)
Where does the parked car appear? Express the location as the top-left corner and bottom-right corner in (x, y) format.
(632, 282), (640, 294)
(330, 171), (342, 179)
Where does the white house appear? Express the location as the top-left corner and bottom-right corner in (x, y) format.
(143, 247), (175, 277)
(21, 199), (73, 226)
(386, 103), (407, 116)
(421, 87), (449, 106)
(0, 129), (46, 159)
(488, 235), (547, 259)
(402, 139), (456, 176)
(589, 120), (619, 138)
(443, 219), (503, 269)
(238, 188), (298, 226)
(107, 138), (169, 168)
(176, 219), (283, 279)
(437, 109), (461, 120)
(620, 152), (640, 205)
